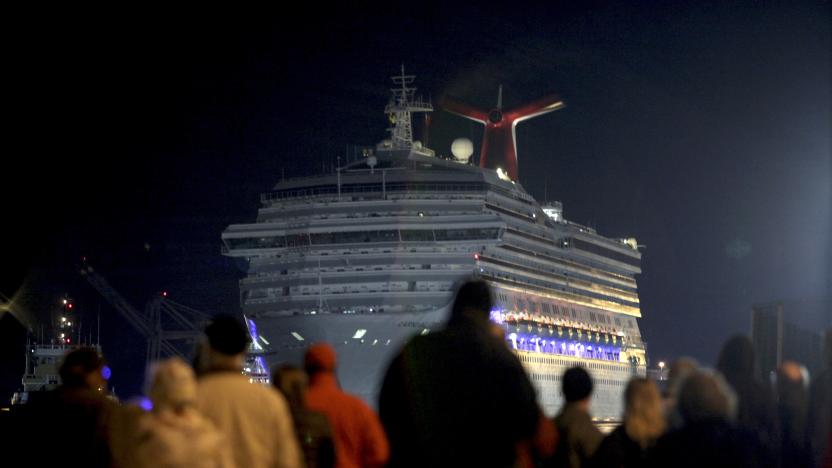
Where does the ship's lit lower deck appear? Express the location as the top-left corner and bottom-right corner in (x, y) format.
(251, 307), (643, 419)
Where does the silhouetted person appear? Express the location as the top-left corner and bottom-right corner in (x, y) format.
(716, 334), (777, 446)
(775, 360), (812, 468)
(649, 370), (771, 468)
(592, 377), (666, 468)
(549, 366), (603, 468)
(131, 358), (233, 468)
(305, 343), (389, 468)
(809, 329), (832, 467)
(379, 279), (539, 468)
(23, 347), (115, 467)
(273, 364), (335, 468)
(195, 314), (301, 468)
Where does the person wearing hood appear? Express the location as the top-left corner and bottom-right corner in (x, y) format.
(305, 342), (389, 468)
(130, 358), (233, 468)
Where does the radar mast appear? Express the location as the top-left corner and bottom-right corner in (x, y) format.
(384, 65), (433, 149)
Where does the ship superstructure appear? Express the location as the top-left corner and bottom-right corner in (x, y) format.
(222, 69), (646, 418)
(11, 297), (107, 405)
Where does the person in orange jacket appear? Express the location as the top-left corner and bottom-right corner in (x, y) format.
(304, 343), (389, 468)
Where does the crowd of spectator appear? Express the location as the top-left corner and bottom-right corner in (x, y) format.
(3, 279), (830, 468)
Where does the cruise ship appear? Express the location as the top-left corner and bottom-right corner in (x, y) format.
(222, 68), (647, 419)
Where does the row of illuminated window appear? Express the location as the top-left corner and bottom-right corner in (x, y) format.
(495, 291), (581, 320)
(244, 281), (454, 301)
(499, 244), (636, 288)
(486, 251), (636, 293)
(263, 181), (490, 201)
(253, 244), (477, 264)
(514, 339), (621, 362)
(504, 323), (628, 345)
(226, 227), (500, 250)
(245, 263), (467, 282)
(481, 253), (638, 301)
(509, 333), (621, 360)
(258, 209), (482, 223)
(248, 245), (480, 273)
(486, 268), (640, 311)
(266, 305), (423, 316)
(502, 297), (626, 329)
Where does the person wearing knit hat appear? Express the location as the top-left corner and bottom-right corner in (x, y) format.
(550, 366), (603, 468)
(194, 314), (302, 468)
(305, 342), (389, 468)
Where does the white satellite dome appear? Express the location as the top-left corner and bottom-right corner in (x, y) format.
(451, 137), (473, 162)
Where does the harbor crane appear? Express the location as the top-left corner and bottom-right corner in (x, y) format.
(77, 262), (209, 366)
(77, 261), (270, 382)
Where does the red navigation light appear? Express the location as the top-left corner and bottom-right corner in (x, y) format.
(474, 253), (480, 260)
(161, 291), (168, 297)
(67, 303), (73, 309)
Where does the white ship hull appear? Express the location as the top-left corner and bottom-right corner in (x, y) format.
(253, 306), (448, 402)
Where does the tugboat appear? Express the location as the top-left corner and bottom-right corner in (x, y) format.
(11, 296), (109, 405)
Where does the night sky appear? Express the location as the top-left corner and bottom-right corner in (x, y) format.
(2, 2), (830, 401)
